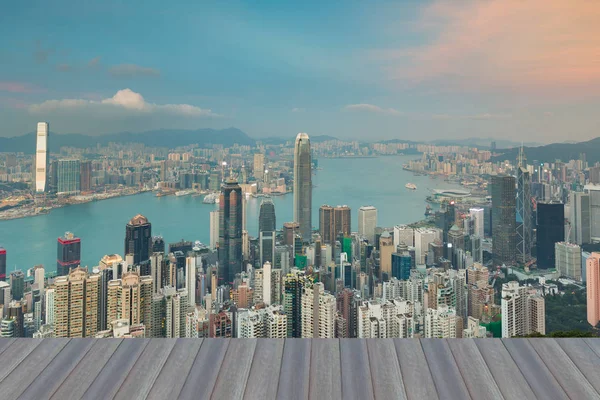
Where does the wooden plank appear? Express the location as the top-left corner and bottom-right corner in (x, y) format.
(146, 339), (203, 400)
(446, 339), (503, 400)
(421, 339), (471, 400)
(178, 338), (229, 399)
(557, 338), (600, 394)
(50, 339), (123, 400)
(366, 339), (407, 400)
(212, 339), (257, 400)
(0, 339), (16, 356)
(0, 339), (42, 383)
(0, 338), (69, 400)
(243, 339), (284, 400)
(502, 339), (568, 400)
(113, 339), (177, 400)
(18, 339), (96, 400)
(340, 339), (374, 400)
(393, 339), (438, 400)
(81, 339), (149, 400)
(528, 339), (599, 399)
(309, 339), (342, 400)
(276, 339), (311, 400)
(474, 339), (535, 400)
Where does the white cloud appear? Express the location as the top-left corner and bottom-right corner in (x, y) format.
(291, 107), (305, 112)
(344, 103), (402, 116)
(431, 113), (511, 120)
(109, 64), (160, 78)
(29, 89), (220, 117)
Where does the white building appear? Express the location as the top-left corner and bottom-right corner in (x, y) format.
(414, 228), (441, 265)
(463, 316), (487, 338)
(45, 288), (55, 325)
(237, 306), (287, 338)
(555, 242), (582, 281)
(358, 206), (378, 244)
(35, 122), (49, 193)
(501, 281), (545, 338)
(469, 208), (485, 238)
(357, 299), (415, 338)
(301, 282), (336, 338)
(393, 225), (414, 248)
(263, 261), (272, 306)
(424, 305), (460, 338)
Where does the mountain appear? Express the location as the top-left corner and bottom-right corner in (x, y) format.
(0, 127), (255, 153)
(430, 138), (542, 149)
(493, 137), (600, 164)
(311, 135), (339, 143)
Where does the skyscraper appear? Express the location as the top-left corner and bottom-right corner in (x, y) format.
(587, 252), (600, 326)
(56, 159), (81, 195)
(54, 267), (100, 338)
(106, 272), (153, 330)
(209, 210), (219, 250)
(57, 232), (81, 277)
(124, 214), (152, 266)
(491, 175), (517, 266)
(10, 271), (24, 301)
(319, 205), (351, 245)
(301, 282), (335, 338)
(468, 208), (485, 238)
(259, 198), (276, 233)
(293, 133), (312, 240)
(555, 242), (582, 281)
(218, 178), (243, 284)
(569, 192), (591, 245)
(516, 146), (532, 264)
(358, 206), (377, 244)
(0, 248), (5, 281)
(80, 161), (92, 192)
(35, 122), (49, 193)
(253, 153), (265, 180)
(536, 202), (565, 269)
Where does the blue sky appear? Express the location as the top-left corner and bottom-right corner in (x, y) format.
(1, 0), (599, 142)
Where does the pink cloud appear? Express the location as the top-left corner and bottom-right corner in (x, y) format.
(381, 1), (600, 97)
(0, 82), (43, 93)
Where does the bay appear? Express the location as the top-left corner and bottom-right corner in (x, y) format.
(0, 155), (462, 273)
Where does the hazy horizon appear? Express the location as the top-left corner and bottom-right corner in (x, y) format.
(2, 1), (599, 142)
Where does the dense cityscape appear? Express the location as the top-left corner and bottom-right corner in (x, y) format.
(0, 122), (597, 339)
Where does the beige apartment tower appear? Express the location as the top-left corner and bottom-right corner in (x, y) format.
(54, 267), (99, 338)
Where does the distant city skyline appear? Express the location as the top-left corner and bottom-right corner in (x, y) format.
(2, 1), (600, 142)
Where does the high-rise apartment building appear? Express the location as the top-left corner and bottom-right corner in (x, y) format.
(491, 175), (517, 266)
(569, 192), (591, 245)
(501, 281), (545, 337)
(283, 271), (310, 338)
(358, 206), (377, 244)
(218, 179), (243, 284)
(35, 122), (49, 193)
(301, 282), (335, 338)
(56, 159), (81, 195)
(555, 242), (582, 281)
(424, 305), (461, 338)
(379, 232), (394, 279)
(57, 232), (81, 277)
(106, 272), (153, 331)
(253, 153), (265, 180)
(124, 214), (152, 266)
(237, 306), (287, 338)
(414, 228), (441, 265)
(293, 133), (312, 240)
(536, 202), (565, 269)
(54, 267), (100, 338)
(469, 208), (485, 239)
(358, 299), (415, 338)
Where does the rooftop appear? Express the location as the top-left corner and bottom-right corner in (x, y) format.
(0, 338), (598, 399)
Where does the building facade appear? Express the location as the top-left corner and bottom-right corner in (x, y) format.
(218, 179), (243, 284)
(491, 175), (517, 266)
(293, 133), (312, 240)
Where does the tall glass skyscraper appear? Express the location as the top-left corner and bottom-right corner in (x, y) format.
(218, 178), (243, 284)
(516, 146), (532, 264)
(0, 248), (5, 281)
(56, 159), (81, 195)
(57, 232), (81, 277)
(293, 133), (312, 241)
(35, 122), (49, 193)
(536, 202), (565, 269)
(491, 175), (517, 266)
(259, 198), (276, 233)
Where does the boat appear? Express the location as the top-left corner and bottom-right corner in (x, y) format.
(424, 205), (433, 217)
(175, 189), (195, 197)
(405, 183), (417, 190)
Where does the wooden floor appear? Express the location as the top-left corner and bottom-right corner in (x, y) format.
(0, 338), (599, 399)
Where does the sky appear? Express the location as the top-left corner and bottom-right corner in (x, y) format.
(1, 0), (599, 143)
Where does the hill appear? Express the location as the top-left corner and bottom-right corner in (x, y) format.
(0, 127), (255, 153)
(493, 137), (600, 164)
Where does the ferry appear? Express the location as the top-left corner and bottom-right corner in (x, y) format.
(175, 189), (195, 197)
(405, 183), (417, 190)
